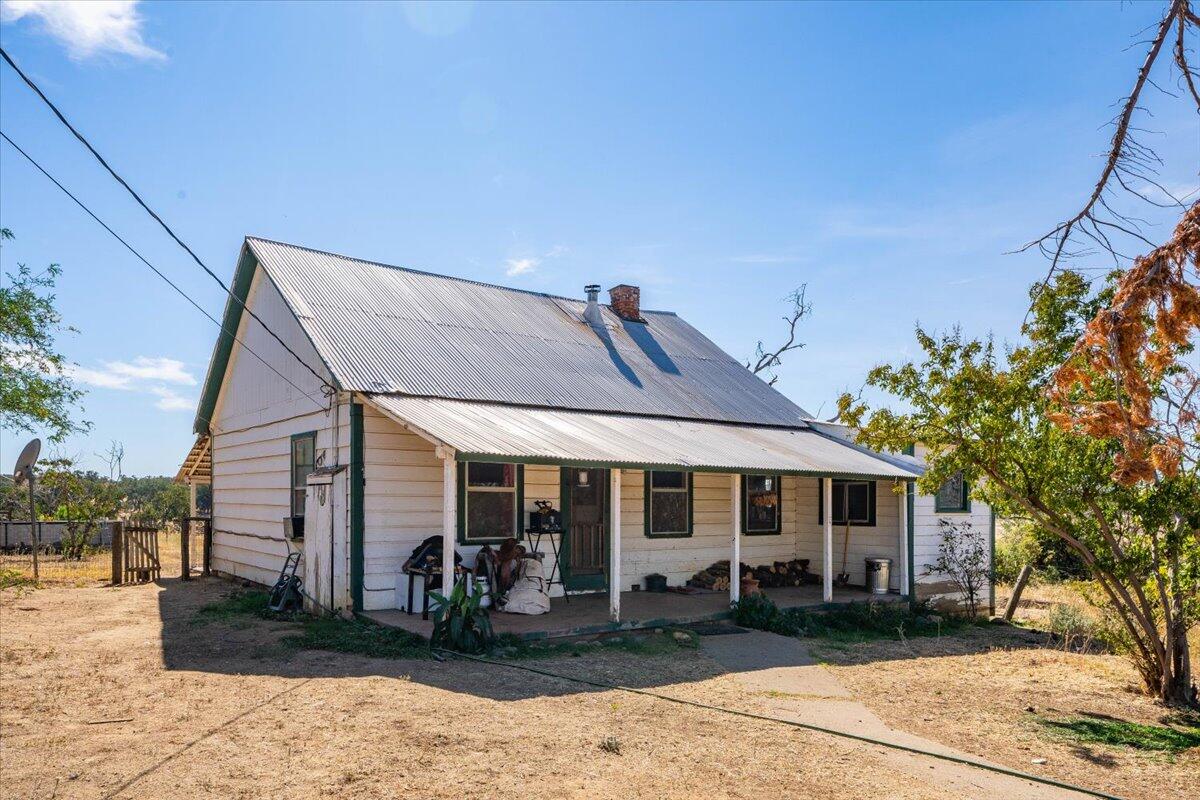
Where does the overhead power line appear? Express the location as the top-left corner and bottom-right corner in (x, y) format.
(0, 130), (328, 424)
(0, 46), (334, 397)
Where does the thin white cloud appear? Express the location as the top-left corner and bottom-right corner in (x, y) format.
(503, 244), (568, 278)
(67, 356), (195, 412)
(505, 257), (538, 277)
(68, 364), (131, 390)
(0, 1), (165, 61)
(150, 386), (192, 412)
(107, 356), (196, 385)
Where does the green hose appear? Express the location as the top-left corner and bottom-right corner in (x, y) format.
(436, 648), (1125, 800)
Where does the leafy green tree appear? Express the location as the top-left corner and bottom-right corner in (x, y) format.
(840, 272), (1199, 708)
(38, 460), (121, 560)
(0, 229), (87, 442)
(119, 475), (189, 522)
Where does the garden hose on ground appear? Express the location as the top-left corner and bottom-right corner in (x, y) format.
(434, 648), (1125, 800)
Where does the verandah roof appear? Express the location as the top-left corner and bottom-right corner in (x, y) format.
(366, 394), (922, 480)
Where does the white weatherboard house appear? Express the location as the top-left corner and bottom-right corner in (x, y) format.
(190, 237), (993, 636)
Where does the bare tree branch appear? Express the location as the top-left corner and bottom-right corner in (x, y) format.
(1019, 0), (1194, 299)
(748, 285), (811, 386)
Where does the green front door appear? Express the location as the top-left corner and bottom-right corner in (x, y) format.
(560, 467), (608, 591)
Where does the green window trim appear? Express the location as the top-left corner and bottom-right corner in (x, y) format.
(290, 431), (317, 517)
(816, 479), (878, 527)
(741, 473), (782, 535)
(934, 471), (972, 513)
(643, 470), (693, 538)
(456, 462), (525, 544)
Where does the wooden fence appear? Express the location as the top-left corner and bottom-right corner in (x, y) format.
(107, 518), (212, 585)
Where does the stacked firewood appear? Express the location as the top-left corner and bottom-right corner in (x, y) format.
(687, 558), (812, 591)
(750, 559), (812, 588)
(688, 560), (735, 591)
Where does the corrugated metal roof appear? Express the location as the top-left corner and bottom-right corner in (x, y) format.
(367, 395), (923, 479)
(804, 420), (925, 473)
(245, 237), (812, 427)
(174, 434), (211, 484)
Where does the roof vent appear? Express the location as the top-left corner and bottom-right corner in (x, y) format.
(583, 284), (604, 327)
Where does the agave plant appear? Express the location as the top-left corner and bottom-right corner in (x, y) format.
(428, 577), (494, 654)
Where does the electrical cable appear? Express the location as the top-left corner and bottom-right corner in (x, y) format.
(0, 46), (335, 398)
(0, 130), (328, 423)
(432, 647), (1125, 800)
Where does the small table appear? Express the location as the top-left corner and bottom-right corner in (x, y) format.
(524, 527), (566, 602)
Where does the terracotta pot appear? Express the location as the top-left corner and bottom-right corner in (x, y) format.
(740, 576), (761, 596)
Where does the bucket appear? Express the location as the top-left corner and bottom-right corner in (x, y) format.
(644, 573), (667, 593)
(865, 558), (892, 594)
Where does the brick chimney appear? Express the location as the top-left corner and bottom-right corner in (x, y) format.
(608, 284), (643, 322)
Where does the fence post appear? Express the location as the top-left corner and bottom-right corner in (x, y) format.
(180, 518), (191, 581)
(202, 519), (212, 576)
(110, 520), (124, 585)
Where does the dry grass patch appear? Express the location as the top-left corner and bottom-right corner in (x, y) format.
(817, 625), (1198, 800)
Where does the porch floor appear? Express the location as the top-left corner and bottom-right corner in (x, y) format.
(363, 584), (904, 641)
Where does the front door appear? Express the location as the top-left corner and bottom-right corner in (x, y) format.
(561, 467), (608, 591)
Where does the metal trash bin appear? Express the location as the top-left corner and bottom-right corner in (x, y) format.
(865, 558), (892, 594)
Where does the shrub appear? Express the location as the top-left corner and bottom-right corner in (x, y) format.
(429, 578), (494, 654)
(924, 519), (990, 617)
(1046, 602), (1098, 651)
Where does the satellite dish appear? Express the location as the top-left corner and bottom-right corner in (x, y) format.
(13, 438), (41, 486)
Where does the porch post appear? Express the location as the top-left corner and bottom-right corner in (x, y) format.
(609, 468), (622, 622)
(441, 450), (457, 597)
(188, 480), (198, 518)
(729, 473), (740, 605)
(897, 480), (909, 597)
(822, 477), (833, 603)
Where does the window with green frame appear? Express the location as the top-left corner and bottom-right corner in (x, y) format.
(644, 470), (692, 537)
(458, 462), (524, 543)
(742, 474), (782, 535)
(290, 431), (317, 517)
(934, 471), (971, 513)
(816, 479), (877, 526)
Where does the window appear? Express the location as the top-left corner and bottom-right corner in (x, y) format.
(742, 474), (781, 535)
(817, 479), (877, 526)
(290, 432), (317, 517)
(644, 470), (692, 537)
(935, 471), (970, 513)
(458, 462), (523, 542)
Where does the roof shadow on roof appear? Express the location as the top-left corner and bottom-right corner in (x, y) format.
(590, 321), (643, 388)
(621, 319), (681, 376)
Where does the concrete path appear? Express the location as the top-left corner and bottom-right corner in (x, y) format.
(700, 630), (1095, 800)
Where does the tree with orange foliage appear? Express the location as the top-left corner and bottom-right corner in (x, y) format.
(845, 1), (1200, 707)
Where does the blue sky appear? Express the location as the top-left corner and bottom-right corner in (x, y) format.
(1, 1), (1196, 476)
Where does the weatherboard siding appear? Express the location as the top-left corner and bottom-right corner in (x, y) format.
(360, 406), (565, 611)
(793, 479), (905, 591)
(209, 267), (343, 587)
(617, 471), (800, 590)
(910, 444), (994, 608)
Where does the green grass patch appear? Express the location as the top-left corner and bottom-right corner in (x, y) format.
(0, 568), (37, 590)
(195, 590), (428, 659)
(490, 628), (699, 660)
(284, 616), (428, 659)
(194, 590), (275, 623)
(1037, 715), (1200, 754)
(733, 593), (974, 643)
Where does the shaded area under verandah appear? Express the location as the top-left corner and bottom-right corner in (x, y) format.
(365, 394), (923, 627)
(364, 584), (903, 641)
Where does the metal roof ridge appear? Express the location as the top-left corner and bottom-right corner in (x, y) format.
(361, 392), (812, 431)
(244, 235), (679, 316)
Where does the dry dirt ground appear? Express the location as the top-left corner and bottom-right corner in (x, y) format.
(1, 577), (1195, 800)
